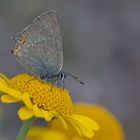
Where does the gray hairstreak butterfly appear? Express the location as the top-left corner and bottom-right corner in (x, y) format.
(11, 11), (84, 87)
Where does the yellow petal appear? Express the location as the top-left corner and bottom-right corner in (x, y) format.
(0, 77), (7, 85)
(66, 118), (82, 136)
(41, 130), (67, 140)
(67, 114), (99, 138)
(71, 114), (99, 131)
(28, 127), (67, 140)
(74, 103), (125, 140)
(32, 105), (54, 121)
(32, 105), (44, 118)
(1, 95), (20, 103)
(0, 81), (22, 100)
(42, 110), (54, 121)
(67, 117), (91, 138)
(22, 92), (32, 109)
(56, 115), (68, 129)
(0, 80), (11, 93)
(0, 73), (9, 82)
(18, 107), (34, 120)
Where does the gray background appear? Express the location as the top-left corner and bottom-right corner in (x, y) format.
(0, 0), (140, 140)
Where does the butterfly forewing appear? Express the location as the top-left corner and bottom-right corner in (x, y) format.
(14, 11), (63, 78)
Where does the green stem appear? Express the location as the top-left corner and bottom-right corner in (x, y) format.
(16, 117), (36, 140)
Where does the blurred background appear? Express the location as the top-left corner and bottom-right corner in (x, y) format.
(0, 0), (140, 139)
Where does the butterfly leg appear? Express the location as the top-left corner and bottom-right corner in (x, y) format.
(49, 77), (56, 91)
(56, 79), (65, 90)
(61, 79), (65, 90)
(25, 74), (38, 85)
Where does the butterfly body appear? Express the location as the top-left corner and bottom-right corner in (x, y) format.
(39, 71), (66, 83)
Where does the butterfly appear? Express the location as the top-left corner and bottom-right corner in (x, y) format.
(11, 11), (84, 87)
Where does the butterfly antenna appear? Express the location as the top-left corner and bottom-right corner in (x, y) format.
(66, 72), (84, 84)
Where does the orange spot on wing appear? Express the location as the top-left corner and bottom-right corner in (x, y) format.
(18, 36), (27, 46)
(12, 35), (27, 55)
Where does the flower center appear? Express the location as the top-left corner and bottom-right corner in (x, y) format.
(8, 74), (73, 116)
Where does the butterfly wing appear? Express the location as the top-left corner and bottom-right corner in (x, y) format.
(13, 11), (63, 77)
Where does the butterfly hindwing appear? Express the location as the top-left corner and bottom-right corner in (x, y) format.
(13, 11), (63, 78)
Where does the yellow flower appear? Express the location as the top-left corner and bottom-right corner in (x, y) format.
(27, 103), (125, 140)
(0, 73), (99, 138)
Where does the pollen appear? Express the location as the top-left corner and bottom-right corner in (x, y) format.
(8, 74), (73, 116)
